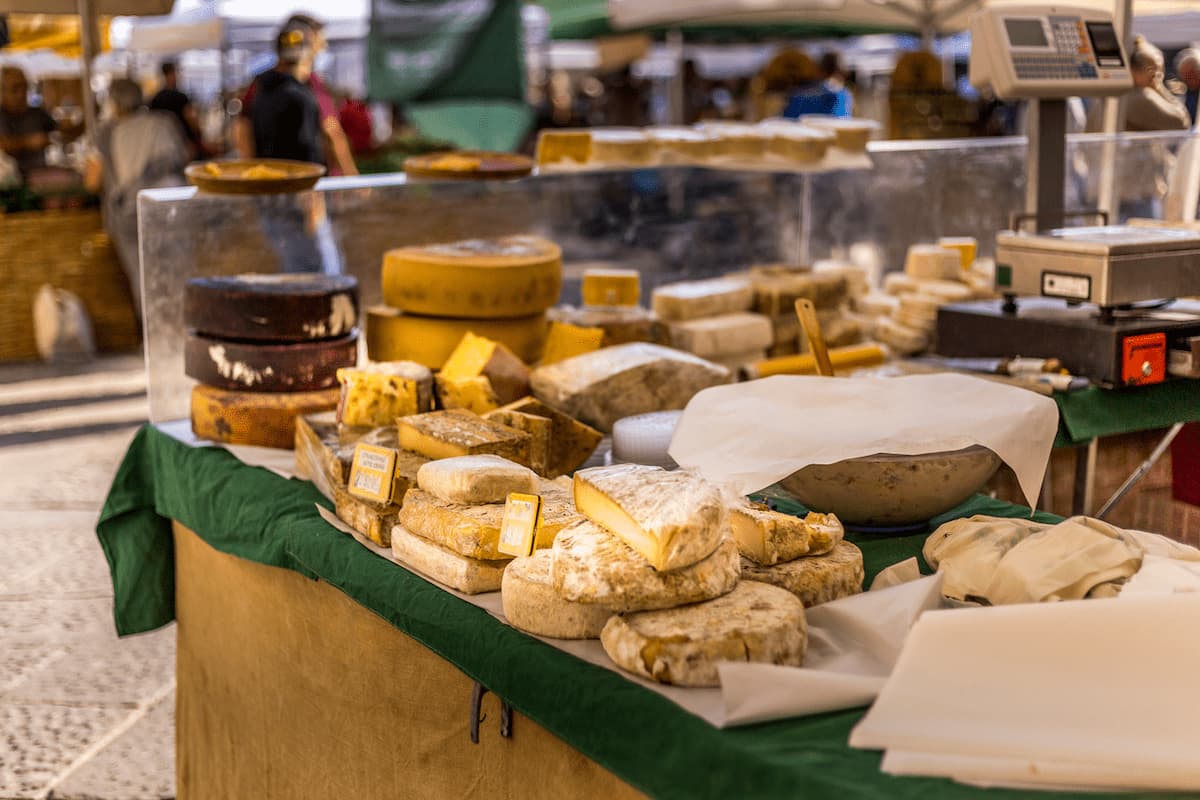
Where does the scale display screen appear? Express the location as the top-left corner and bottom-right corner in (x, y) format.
(1086, 22), (1124, 67)
(1004, 18), (1049, 48)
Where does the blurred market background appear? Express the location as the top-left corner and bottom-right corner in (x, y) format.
(2, 0), (1200, 798)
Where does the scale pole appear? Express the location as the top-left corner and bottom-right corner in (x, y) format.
(1026, 98), (1067, 231)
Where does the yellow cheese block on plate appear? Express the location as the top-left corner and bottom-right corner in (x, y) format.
(581, 268), (640, 307)
(365, 306), (547, 368)
(191, 384), (339, 450)
(381, 236), (562, 319)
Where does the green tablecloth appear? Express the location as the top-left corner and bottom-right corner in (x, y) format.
(1054, 381), (1200, 447)
(97, 425), (1174, 800)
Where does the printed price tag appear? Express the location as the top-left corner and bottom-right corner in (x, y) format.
(498, 493), (543, 558)
(347, 443), (398, 504)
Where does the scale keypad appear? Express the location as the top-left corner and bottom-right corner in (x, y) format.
(1013, 16), (1099, 80)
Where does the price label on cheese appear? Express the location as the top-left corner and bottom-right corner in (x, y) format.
(498, 493), (543, 558)
(347, 443), (398, 504)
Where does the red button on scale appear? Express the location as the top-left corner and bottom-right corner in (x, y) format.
(1122, 333), (1166, 386)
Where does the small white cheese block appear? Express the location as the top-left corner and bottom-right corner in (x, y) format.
(853, 291), (901, 317)
(914, 279), (972, 304)
(391, 524), (509, 594)
(610, 411), (681, 469)
(651, 277), (754, 322)
(739, 541), (864, 608)
(904, 245), (961, 281)
(573, 464), (724, 572)
(666, 312), (773, 359)
(897, 292), (943, 320)
(502, 550), (616, 639)
(893, 306), (938, 333)
(551, 520), (740, 612)
(600, 581), (807, 687)
(874, 316), (929, 355)
(416, 454), (538, 504)
(731, 504), (844, 566)
(882, 272), (920, 297)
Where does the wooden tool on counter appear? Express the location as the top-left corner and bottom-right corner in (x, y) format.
(794, 298), (835, 377)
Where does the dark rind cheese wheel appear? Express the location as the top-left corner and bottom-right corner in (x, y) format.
(190, 384), (340, 450)
(184, 274), (359, 342)
(184, 331), (357, 392)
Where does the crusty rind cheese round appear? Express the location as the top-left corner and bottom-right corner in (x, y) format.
(600, 581), (807, 687)
(502, 550), (616, 639)
(184, 331), (356, 392)
(551, 520), (740, 612)
(740, 540), (865, 608)
(190, 384), (339, 450)
(381, 235), (562, 320)
(183, 273), (358, 342)
(365, 306), (547, 368)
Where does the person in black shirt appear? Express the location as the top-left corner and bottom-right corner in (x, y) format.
(249, 24), (323, 165)
(149, 61), (202, 158)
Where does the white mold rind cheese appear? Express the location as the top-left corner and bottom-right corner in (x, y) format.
(731, 505), (844, 565)
(416, 455), (537, 504)
(739, 541), (865, 608)
(502, 550), (615, 639)
(390, 524), (508, 594)
(600, 581), (807, 687)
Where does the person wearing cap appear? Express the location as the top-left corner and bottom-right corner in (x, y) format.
(248, 24), (324, 164)
(0, 66), (56, 181)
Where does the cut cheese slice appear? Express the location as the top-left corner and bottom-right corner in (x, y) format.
(398, 479), (579, 560)
(502, 550), (615, 639)
(382, 236), (562, 319)
(540, 321), (605, 366)
(530, 343), (730, 433)
(435, 375), (500, 414)
(581, 268), (640, 307)
(440, 331), (530, 405)
(333, 486), (401, 547)
(365, 306), (548, 368)
(336, 362), (434, 427)
(651, 277), (753, 322)
(495, 397), (602, 477)
(551, 520), (740, 612)
(666, 312), (773, 359)
(600, 581), (807, 687)
(391, 524), (508, 594)
(416, 455), (537, 504)
(293, 412), (372, 499)
(397, 410), (530, 465)
(483, 408), (553, 477)
(190, 384), (339, 450)
(740, 541), (865, 608)
(547, 305), (657, 347)
(535, 129), (592, 165)
(904, 244), (960, 281)
(731, 505), (844, 565)
(573, 464), (724, 572)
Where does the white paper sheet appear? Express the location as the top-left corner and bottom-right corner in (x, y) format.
(668, 374), (1059, 510)
(849, 594), (1200, 791)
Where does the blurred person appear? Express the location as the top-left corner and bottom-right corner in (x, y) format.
(337, 91), (373, 154)
(84, 79), (188, 316)
(0, 66), (56, 180)
(150, 61), (203, 159)
(234, 13), (358, 175)
(249, 24), (324, 163)
(1088, 37), (1188, 132)
(819, 51), (854, 117)
(1173, 49), (1200, 126)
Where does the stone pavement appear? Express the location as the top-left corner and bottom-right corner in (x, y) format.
(0, 355), (175, 800)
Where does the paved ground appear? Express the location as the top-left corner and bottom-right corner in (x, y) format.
(0, 355), (175, 800)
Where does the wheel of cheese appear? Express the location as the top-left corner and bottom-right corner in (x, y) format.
(914, 278), (972, 304)
(874, 316), (929, 355)
(600, 581), (807, 687)
(184, 332), (356, 392)
(897, 292), (943, 321)
(365, 306), (547, 369)
(381, 235), (562, 319)
(882, 272), (919, 297)
(184, 274), (358, 342)
(740, 541), (865, 608)
(502, 550), (616, 639)
(190, 384), (340, 450)
(854, 291), (900, 317)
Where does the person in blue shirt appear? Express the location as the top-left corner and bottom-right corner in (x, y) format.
(819, 51), (854, 118)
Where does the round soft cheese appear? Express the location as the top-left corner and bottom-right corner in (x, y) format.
(502, 550), (616, 639)
(739, 540), (865, 608)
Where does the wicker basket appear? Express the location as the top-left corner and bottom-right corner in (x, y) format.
(0, 208), (140, 361)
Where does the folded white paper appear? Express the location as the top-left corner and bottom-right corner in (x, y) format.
(668, 374), (1059, 509)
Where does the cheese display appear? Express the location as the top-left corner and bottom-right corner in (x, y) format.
(494, 397), (602, 476)
(184, 332), (356, 393)
(435, 375), (500, 414)
(483, 408), (553, 476)
(293, 412), (371, 498)
(546, 305), (657, 347)
(937, 236), (977, 271)
(390, 524), (509, 594)
(904, 245), (961, 281)
(589, 128), (655, 166)
(539, 321), (605, 366)
(529, 343), (730, 433)
(416, 455), (537, 505)
(799, 115), (878, 152)
(651, 277), (754, 322)
(581, 268), (640, 307)
(574, 464), (725, 572)
(381, 236), (562, 319)
(731, 504), (844, 565)
(740, 541), (865, 608)
(399, 478), (578, 560)
(336, 362), (434, 427)
(551, 521), (740, 612)
(365, 306), (548, 368)
(647, 126), (714, 163)
(743, 268), (850, 316)
(882, 272), (921, 297)
(439, 332), (530, 405)
(397, 410), (530, 464)
(501, 550), (615, 639)
(666, 312), (773, 360)
(534, 129), (592, 166)
(333, 486), (402, 547)
(599, 581), (807, 687)
(190, 384), (339, 449)
(183, 274), (358, 342)
(346, 437), (429, 505)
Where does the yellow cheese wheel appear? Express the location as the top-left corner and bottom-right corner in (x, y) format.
(190, 384), (339, 450)
(535, 129), (592, 165)
(365, 306), (548, 369)
(381, 235), (562, 319)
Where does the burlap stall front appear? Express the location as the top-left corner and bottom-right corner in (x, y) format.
(173, 524), (645, 800)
